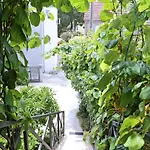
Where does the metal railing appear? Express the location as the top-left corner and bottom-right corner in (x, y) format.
(0, 111), (65, 150)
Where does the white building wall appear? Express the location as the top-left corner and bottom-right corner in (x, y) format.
(23, 22), (44, 71)
(43, 7), (58, 73)
(23, 6), (58, 73)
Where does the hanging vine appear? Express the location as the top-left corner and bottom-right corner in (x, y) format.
(48, 0), (150, 149)
(0, 0), (91, 149)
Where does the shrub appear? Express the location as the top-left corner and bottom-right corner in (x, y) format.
(49, 32), (150, 150)
(17, 86), (59, 149)
(18, 86), (59, 117)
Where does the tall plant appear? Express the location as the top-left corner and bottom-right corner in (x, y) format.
(0, 0), (92, 149)
(48, 0), (150, 149)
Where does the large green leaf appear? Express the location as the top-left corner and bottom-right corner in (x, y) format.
(144, 27), (150, 55)
(1, 37), (13, 54)
(100, 61), (110, 72)
(28, 37), (41, 48)
(132, 81), (147, 92)
(5, 90), (13, 106)
(103, 1), (114, 10)
(18, 66), (29, 82)
(61, 4), (73, 12)
(0, 104), (5, 114)
(138, 0), (150, 12)
(42, 0), (53, 7)
(120, 87), (133, 107)
(2, 70), (17, 83)
(69, 0), (89, 12)
(19, 51), (28, 67)
(142, 116), (150, 135)
(8, 52), (20, 69)
(121, 13), (134, 31)
(105, 39), (118, 49)
(100, 10), (113, 22)
(2, 6), (9, 21)
(15, 6), (29, 27)
(11, 24), (26, 43)
(139, 101), (145, 117)
(124, 132), (144, 150)
(138, 61), (150, 76)
(104, 50), (119, 65)
(30, 0), (42, 12)
(40, 12), (46, 21)
(127, 62), (140, 76)
(48, 12), (55, 20)
(98, 73), (113, 91)
(25, 24), (32, 36)
(112, 61), (144, 77)
(44, 35), (51, 44)
(139, 85), (150, 100)
(30, 12), (40, 27)
(112, 61), (126, 72)
(54, 0), (63, 8)
(119, 116), (140, 133)
(2, 69), (17, 89)
(111, 17), (121, 29)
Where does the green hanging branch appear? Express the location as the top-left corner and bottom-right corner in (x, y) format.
(124, 0), (138, 61)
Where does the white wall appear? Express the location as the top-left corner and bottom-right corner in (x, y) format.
(43, 6), (58, 73)
(23, 6), (58, 73)
(23, 22), (44, 71)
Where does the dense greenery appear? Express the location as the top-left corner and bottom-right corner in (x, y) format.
(48, 0), (150, 149)
(0, 86), (59, 149)
(58, 8), (84, 36)
(19, 86), (59, 117)
(19, 86), (59, 149)
(2, 0), (150, 149)
(0, 0), (91, 149)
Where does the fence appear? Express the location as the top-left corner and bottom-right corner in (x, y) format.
(0, 111), (65, 150)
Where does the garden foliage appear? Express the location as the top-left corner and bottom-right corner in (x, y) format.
(19, 86), (59, 149)
(0, 0), (92, 149)
(19, 86), (59, 118)
(48, 0), (150, 149)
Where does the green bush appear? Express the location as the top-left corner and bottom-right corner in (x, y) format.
(18, 86), (59, 149)
(18, 86), (59, 117)
(49, 32), (150, 149)
(47, 1), (150, 149)
(76, 98), (90, 131)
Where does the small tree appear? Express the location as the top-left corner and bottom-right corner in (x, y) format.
(58, 8), (84, 36)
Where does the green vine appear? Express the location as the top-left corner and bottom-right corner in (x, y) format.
(49, 0), (150, 149)
(0, 0), (91, 149)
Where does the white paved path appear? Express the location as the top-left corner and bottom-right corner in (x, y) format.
(30, 71), (93, 150)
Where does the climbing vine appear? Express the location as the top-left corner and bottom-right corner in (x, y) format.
(0, 0), (92, 149)
(49, 0), (150, 149)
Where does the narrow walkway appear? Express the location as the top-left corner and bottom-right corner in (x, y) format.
(31, 71), (93, 150)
